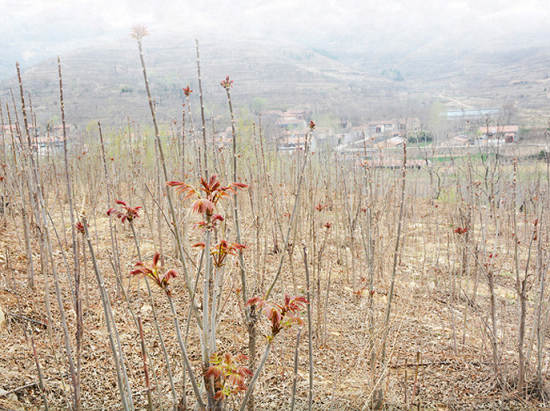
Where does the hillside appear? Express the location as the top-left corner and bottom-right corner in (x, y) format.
(2, 34), (550, 129)
(0, 35), (398, 128)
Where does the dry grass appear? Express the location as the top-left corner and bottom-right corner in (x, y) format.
(0, 184), (547, 409)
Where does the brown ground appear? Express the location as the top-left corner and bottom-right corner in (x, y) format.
(0, 198), (546, 410)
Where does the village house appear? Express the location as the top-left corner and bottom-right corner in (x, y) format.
(278, 116), (306, 130)
(276, 109), (309, 131)
(336, 118), (420, 150)
(366, 117), (421, 138)
(269, 108), (313, 151)
(1, 123), (72, 151)
(478, 125), (519, 143)
(376, 136), (405, 149)
(277, 130), (310, 152)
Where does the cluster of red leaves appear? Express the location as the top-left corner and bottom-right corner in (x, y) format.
(483, 252), (499, 269)
(183, 86), (192, 96)
(220, 76), (234, 89)
(192, 199), (216, 216)
(246, 294), (308, 339)
(75, 221), (86, 234)
(532, 218), (539, 241)
(314, 204), (332, 228)
(193, 240), (246, 267)
(454, 226), (468, 235)
(107, 200), (142, 223)
(76, 150), (88, 161)
(130, 253), (177, 296)
(309, 120), (316, 130)
(195, 214), (224, 229)
(205, 352), (252, 400)
(353, 287), (375, 298)
(353, 277), (375, 298)
(167, 175), (247, 221)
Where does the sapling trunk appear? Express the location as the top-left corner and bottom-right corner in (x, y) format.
(128, 219), (178, 407)
(195, 39), (209, 178)
(303, 246), (314, 411)
(290, 328), (302, 411)
(166, 293), (206, 410)
(222, 77), (257, 410)
(0, 102), (5, 168)
(380, 142), (407, 389)
(98, 121), (124, 297)
(133, 27), (198, 323)
(29, 329), (49, 411)
(82, 217), (132, 410)
(238, 341), (272, 411)
(512, 159), (528, 393)
(265, 127), (312, 300)
(487, 265), (501, 381)
(58, 57), (83, 407)
(58, 56), (80, 308)
(535, 223), (546, 393)
(202, 222), (215, 407)
(137, 316), (154, 411)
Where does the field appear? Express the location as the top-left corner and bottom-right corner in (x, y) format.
(1, 32), (550, 411)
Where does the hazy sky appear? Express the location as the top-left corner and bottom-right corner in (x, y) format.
(2, 0), (550, 62)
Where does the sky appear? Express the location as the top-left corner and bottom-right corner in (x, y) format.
(1, 0), (550, 64)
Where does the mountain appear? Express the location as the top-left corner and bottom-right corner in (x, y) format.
(0, 35), (401, 129)
(1, 33), (550, 129)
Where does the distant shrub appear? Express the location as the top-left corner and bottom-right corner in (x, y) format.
(537, 150), (549, 161)
(408, 131), (433, 143)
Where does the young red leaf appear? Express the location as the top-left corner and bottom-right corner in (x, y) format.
(153, 253), (160, 267)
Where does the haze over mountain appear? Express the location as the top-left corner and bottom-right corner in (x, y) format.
(1, 0), (550, 127)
